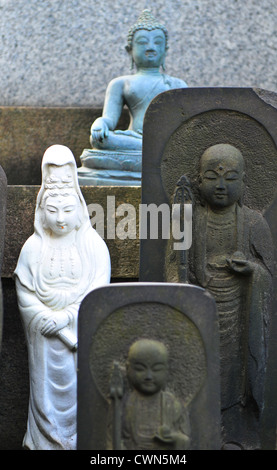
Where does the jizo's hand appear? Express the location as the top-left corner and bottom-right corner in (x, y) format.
(156, 425), (174, 443)
(226, 257), (254, 275)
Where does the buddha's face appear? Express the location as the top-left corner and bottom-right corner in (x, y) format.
(127, 341), (168, 395)
(199, 148), (244, 209)
(131, 29), (166, 68)
(43, 194), (79, 236)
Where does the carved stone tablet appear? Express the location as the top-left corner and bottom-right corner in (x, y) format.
(0, 165), (7, 352)
(77, 282), (221, 450)
(139, 87), (277, 449)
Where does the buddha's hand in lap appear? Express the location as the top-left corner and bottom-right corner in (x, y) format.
(90, 118), (110, 143)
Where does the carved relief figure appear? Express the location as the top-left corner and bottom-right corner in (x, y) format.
(109, 339), (191, 450)
(169, 144), (273, 420)
(14, 145), (111, 450)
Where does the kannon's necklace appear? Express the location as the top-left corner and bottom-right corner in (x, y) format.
(49, 244), (78, 279)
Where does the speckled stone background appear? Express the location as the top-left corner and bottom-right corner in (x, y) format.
(1, 0), (277, 107)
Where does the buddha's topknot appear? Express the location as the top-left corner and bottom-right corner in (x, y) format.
(126, 9), (168, 52)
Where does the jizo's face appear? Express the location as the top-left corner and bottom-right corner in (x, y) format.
(132, 29), (166, 68)
(127, 346), (168, 395)
(44, 195), (79, 236)
(200, 155), (244, 209)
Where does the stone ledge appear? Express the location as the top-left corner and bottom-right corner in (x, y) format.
(0, 106), (129, 185)
(3, 185), (141, 279)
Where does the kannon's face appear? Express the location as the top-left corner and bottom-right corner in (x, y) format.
(131, 29), (166, 68)
(127, 346), (168, 395)
(43, 194), (79, 236)
(199, 154), (244, 209)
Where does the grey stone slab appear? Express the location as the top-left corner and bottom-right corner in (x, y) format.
(1, 1), (277, 107)
(77, 282), (221, 450)
(0, 167), (7, 352)
(139, 87), (277, 449)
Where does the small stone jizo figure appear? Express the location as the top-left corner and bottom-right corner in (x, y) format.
(111, 339), (191, 450)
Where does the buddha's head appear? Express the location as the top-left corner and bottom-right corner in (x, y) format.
(126, 339), (169, 395)
(126, 10), (168, 70)
(199, 143), (245, 209)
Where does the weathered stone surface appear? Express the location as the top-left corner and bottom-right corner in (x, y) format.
(77, 283), (221, 450)
(0, 107), (129, 185)
(140, 87), (277, 449)
(3, 185), (140, 280)
(0, 167), (7, 352)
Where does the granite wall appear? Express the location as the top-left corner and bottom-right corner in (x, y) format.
(1, 0), (277, 107)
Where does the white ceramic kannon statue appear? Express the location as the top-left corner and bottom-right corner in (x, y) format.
(14, 145), (111, 450)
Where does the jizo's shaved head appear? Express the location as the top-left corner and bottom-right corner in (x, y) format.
(127, 339), (169, 395)
(199, 143), (245, 209)
(128, 339), (168, 363)
(200, 144), (244, 173)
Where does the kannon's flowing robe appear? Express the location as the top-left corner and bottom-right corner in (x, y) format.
(14, 228), (110, 450)
(14, 146), (111, 450)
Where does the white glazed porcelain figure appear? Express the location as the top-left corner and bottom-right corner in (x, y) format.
(14, 145), (111, 450)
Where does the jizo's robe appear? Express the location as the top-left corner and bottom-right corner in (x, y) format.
(189, 203), (273, 410)
(121, 390), (191, 450)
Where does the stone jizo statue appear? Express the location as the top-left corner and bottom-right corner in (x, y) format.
(78, 10), (187, 185)
(167, 143), (273, 436)
(14, 144), (111, 450)
(109, 339), (191, 450)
